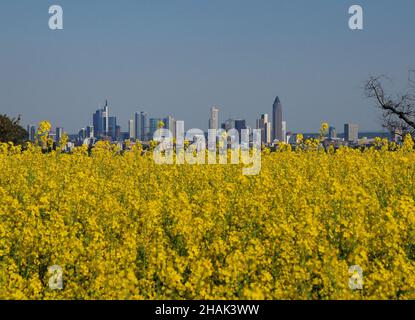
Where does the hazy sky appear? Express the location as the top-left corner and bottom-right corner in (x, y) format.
(1, 0), (415, 133)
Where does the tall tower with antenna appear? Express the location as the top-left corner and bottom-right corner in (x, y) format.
(103, 100), (109, 137)
(272, 96), (283, 142)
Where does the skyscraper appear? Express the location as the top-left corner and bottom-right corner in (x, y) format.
(128, 120), (135, 139)
(272, 96), (283, 142)
(149, 118), (162, 139)
(78, 128), (86, 142)
(86, 126), (94, 138)
(221, 119), (235, 131)
(134, 112), (141, 140)
(93, 109), (103, 138)
(108, 116), (117, 140)
(329, 126), (337, 140)
(282, 121), (287, 143)
(234, 119), (246, 138)
(93, 100), (110, 138)
(115, 125), (121, 141)
(135, 111), (149, 141)
(103, 100), (109, 137)
(256, 114), (271, 144)
(55, 127), (64, 143)
(27, 125), (36, 142)
(163, 115), (176, 138)
(344, 123), (359, 142)
(209, 106), (219, 130)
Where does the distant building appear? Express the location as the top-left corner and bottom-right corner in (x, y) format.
(115, 125), (121, 141)
(256, 114), (272, 144)
(272, 96), (283, 141)
(120, 132), (130, 141)
(134, 112), (141, 140)
(86, 126), (94, 138)
(344, 123), (359, 142)
(221, 119), (235, 131)
(234, 119), (246, 139)
(128, 120), (135, 139)
(108, 116), (117, 140)
(55, 127), (64, 143)
(329, 126), (337, 140)
(286, 131), (292, 144)
(282, 121), (287, 143)
(27, 125), (36, 142)
(288, 133), (298, 144)
(78, 128), (86, 142)
(149, 118), (162, 139)
(209, 106), (219, 130)
(93, 110), (102, 138)
(103, 101), (109, 136)
(135, 111), (149, 141)
(163, 115), (176, 138)
(93, 100), (109, 138)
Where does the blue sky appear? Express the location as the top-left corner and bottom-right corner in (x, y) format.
(0, 0), (414, 133)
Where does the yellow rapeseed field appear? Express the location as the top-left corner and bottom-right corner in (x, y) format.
(1, 130), (415, 300)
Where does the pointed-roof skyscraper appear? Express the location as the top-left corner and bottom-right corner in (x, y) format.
(272, 96), (283, 142)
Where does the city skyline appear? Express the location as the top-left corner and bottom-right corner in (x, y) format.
(18, 96), (392, 136)
(1, 1), (414, 134)
(25, 96), (379, 146)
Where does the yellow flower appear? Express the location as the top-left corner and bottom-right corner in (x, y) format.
(1, 122), (415, 300)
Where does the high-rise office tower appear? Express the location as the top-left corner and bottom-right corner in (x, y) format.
(265, 122), (271, 144)
(103, 100), (109, 137)
(209, 106), (219, 130)
(115, 125), (121, 141)
(135, 111), (149, 141)
(163, 115), (176, 138)
(149, 118), (162, 139)
(329, 126), (337, 140)
(134, 112), (141, 140)
(55, 127), (64, 143)
(108, 116), (117, 140)
(234, 119), (246, 138)
(128, 120), (135, 139)
(143, 113), (150, 140)
(31, 125), (36, 142)
(221, 119), (235, 131)
(344, 123), (359, 142)
(78, 128), (86, 142)
(93, 100), (110, 138)
(272, 96), (283, 142)
(256, 114), (272, 144)
(93, 109), (103, 138)
(27, 125), (36, 142)
(86, 126), (94, 138)
(282, 121), (287, 143)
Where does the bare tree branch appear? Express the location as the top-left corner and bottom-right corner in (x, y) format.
(365, 75), (415, 136)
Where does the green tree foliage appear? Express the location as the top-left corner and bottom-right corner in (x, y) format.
(0, 114), (28, 145)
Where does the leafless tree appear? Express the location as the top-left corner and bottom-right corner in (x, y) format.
(365, 74), (415, 139)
